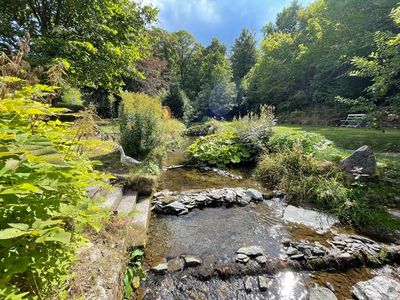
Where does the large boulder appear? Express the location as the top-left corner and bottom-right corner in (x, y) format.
(340, 145), (378, 180)
(352, 275), (400, 300)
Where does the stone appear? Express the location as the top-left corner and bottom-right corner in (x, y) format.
(236, 253), (250, 263)
(340, 145), (378, 180)
(283, 205), (339, 231)
(167, 258), (185, 272)
(152, 262), (168, 273)
(258, 276), (269, 291)
(309, 286), (338, 300)
(290, 253), (305, 260)
(255, 255), (267, 264)
(282, 238), (291, 246)
(352, 275), (400, 300)
(182, 255), (202, 267)
(244, 277), (253, 292)
(225, 190), (236, 203)
(237, 246), (264, 256)
(246, 189), (263, 201)
(286, 247), (298, 256)
(166, 201), (186, 212)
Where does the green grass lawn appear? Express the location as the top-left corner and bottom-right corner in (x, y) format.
(275, 125), (400, 153)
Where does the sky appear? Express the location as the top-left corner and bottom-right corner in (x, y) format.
(141, 0), (313, 47)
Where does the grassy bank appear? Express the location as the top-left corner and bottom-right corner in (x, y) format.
(275, 125), (400, 153)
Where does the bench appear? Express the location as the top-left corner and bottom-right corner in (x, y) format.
(339, 114), (368, 128)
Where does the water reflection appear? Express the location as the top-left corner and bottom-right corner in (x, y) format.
(267, 271), (308, 300)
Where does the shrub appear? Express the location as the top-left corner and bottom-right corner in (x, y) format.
(268, 130), (344, 161)
(185, 122), (217, 136)
(187, 132), (250, 167)
(61, 84), (83, 106)
(163, 82), (194, 124)
(0, 77), (109, 298)
(119, 92), (164, 160)
(233, 105), (276, 158)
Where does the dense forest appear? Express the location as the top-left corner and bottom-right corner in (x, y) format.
(1, 0), (399, 125)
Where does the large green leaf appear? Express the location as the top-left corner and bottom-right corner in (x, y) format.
(0, 228), (26, 240)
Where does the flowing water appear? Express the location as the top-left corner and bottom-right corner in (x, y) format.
(140, 141), (379, 300)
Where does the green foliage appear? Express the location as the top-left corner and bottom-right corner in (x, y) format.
(268, 129), (344, 161)
(0, 0), (157, 91)
(163, 81), (194, 123)
(233, 105), (276, 158)
(187, 132), (250, 167)
(123, 248), (147, 299)
(119, 92), (164, 160)
(208, 78), (237, 116)
(230, 29), (258, 84)
(0, 76), (110, 298)
(244, 0), (398, 116)
(119, 92), (185, 163)
(185, 122), (217, 136)
(61, 84), (83, 106)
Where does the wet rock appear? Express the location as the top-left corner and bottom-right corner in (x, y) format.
(283, 205), (339, 232)
(258, 276), (269, 291)
(309, 286), (337, 300)
(182, 255), (202, 267)
(237, 246), (264, 256)
(246, 189), (263, 201)
(167, 258), (185, 272)
(255, 255), (267, 264)
(340, 145), (378, 180)
(236, 253), (250, 263)
(290, 253), (305, 260)
(244, 277), (253, 292)
(352, 275), (400, 300)
(152, 262), (168, 273)
(166, 201), (186, 213)
(286, 247), (298, 256)
(282, 238), (291, 246)
(224, 189), (237, 203)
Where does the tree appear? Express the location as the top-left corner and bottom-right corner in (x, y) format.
(163, 80), (193, 121)
(208, 78), (238, 117)
(346, 5), (400, 115)
(0, 0), (157, 91)
(230, 29), (258, 84)
(262, 0), (302, 36)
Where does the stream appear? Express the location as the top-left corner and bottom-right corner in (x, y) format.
(138, 144), (400, 300)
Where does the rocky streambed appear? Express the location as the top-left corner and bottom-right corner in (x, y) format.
(138, 185), (400, 300)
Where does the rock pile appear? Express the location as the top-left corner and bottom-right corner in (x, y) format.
(235, 246), (268, 265)
(152, 188), (264, 215)
(327, 234), (382, 256)
(152, 255), (202, 274)
(283, 240), (329, 261)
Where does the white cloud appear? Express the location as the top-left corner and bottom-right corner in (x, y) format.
(140, 0), (221, 25)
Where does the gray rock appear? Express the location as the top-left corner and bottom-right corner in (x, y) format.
(167, 258), (185, 272)
(152, 262), (168, 273)
(255, 255), (267, 264)
(236, 253), (250, 263)
(258, 276), (269, 291)
(340, 145), (378, 179)
(182, 255), (202, 267)
(352, 275), (400, 300)
(166, 201), (186, 212)
(225, 190), (237, 203)
(309, 286), (337, 300)
(246, 189), (263, 201)
(244, 277), (253, 292)
(290, 253), (305, 260)
(237, 246), (264, 256)
(286, 247), (298, 256)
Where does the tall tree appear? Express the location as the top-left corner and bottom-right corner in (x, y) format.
(230, 29), (258, 84)
(0, 0), (157, 91)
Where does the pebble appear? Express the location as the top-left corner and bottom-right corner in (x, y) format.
(258, 276), (269, 291)
(255, 255), (267, 264)
(286, 247), (298, 256)
(237, 246), (264, 256)
(236, 253), (250, 263)
(182, 255), (202, 267)
(167, 258), (185, 272)
(244, 277), (253, 292)
(152, 262), (168, 273)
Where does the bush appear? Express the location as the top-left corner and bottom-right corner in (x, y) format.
(187, 132), (250, 167)
(61, 84), (83, 106)
(268, 130), (343, 161)
(0, 77), (109, 298)
(233, 105), (276, 158)
(185, 122), (217, 136)
(163, 82), (194, 124)
(119, 92), (164, 160)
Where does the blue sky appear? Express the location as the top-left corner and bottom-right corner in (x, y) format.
(142, 0), (313, 47)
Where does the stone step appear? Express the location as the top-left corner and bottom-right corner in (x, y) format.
(131, 196), (152, 247)
(99, 186), (124, 211)
(116, 191), (138, 214)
